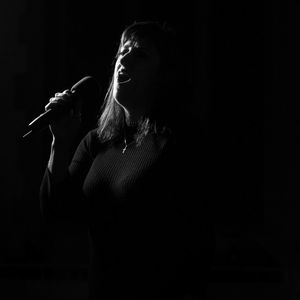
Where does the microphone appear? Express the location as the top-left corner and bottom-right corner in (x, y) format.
(23, 76), (100, 138)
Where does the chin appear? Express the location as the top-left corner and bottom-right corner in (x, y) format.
(114, 87), (133, 108)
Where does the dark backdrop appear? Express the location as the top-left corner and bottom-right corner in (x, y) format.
(1, 0), (300, 295)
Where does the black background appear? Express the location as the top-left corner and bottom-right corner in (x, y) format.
(1, 0), (300, 298)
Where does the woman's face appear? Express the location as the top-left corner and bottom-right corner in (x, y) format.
(112, 37), (161, 115)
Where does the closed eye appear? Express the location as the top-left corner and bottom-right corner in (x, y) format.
(117, 45), (131, 58)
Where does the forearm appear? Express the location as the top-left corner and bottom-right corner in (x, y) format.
(47, 138), (73, 183)
(41, 140), (84, 223)
(41, 131), (91, 224)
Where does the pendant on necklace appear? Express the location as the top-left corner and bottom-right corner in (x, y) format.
(122, 138), (127, 154)
(122, 145), (127, 154)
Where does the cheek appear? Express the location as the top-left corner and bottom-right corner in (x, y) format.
(138, 64), (160, 86)
(146, 60), (160, 82)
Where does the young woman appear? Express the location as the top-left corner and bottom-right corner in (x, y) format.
(40, 21), (214, 299)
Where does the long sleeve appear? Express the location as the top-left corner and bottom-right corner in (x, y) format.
(39, 130), (97, 225)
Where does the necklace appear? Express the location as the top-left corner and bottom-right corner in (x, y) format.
(122, 137), (135, 154)
(122, 123), (138, 154)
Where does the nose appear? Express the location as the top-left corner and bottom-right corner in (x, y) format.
(119, 50), (135, 69)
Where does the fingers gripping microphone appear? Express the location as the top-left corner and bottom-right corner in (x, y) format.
(23, 76), (100, 138)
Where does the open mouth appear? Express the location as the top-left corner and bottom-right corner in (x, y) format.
(118, 69), (131, 84)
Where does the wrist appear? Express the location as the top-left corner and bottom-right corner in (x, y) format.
(48, 138), (72, 180)
(51, 136), (74, 150)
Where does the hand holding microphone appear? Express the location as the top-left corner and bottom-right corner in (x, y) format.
(23, 76), (101, 140)
(45, 89), (82, 142)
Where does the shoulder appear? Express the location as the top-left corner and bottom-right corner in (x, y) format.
(77, 128), (106, 158)
(151, 128), (179, 169)
(79, 128), (98, 146)
(152, 127), (174, 154)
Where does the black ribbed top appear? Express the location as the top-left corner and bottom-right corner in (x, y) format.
(40, 128), (213, 299)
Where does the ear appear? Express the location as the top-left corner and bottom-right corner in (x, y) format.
(158, 69), (177, 89)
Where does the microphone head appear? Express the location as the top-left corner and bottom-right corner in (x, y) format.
(71, 76), (102, 133)
(71, 76), (100, 104)
(71, 76), (99, 93)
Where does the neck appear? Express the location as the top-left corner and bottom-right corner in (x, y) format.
(124, 109), (146, 127)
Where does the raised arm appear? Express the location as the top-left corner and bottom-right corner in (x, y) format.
(40, 90), (92, 224)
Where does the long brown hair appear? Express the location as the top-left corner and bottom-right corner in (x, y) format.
(97, 21), (182, 144)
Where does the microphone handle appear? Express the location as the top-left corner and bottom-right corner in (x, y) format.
(23, 104), (73, 138)
(22, 76), (99, 139)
